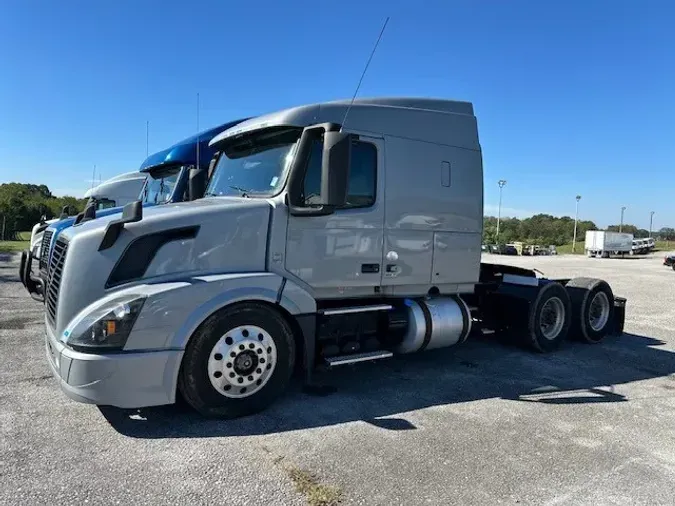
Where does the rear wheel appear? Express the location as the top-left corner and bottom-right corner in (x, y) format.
(526, 282), (572, 353)
(178, 302), (296, 419)
(565, 277), (614, 343)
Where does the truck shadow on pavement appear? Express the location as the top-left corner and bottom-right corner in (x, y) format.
(100, 331), (675, 439)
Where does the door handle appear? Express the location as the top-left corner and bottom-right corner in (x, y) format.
(361, 263), (380, 273)
(386, 264), (399, 273)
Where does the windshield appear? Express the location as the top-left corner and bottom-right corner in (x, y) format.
(140, 166), (182, 204)
(204, 127), (301, 198)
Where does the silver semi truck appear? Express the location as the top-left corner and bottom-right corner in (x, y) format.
(43, 97), (626, 418)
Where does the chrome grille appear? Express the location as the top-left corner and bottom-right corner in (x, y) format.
(46, 237), (68, 327)
(39, 230), (53, 272)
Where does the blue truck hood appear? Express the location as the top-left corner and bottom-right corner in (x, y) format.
(48, 203), (159, 236)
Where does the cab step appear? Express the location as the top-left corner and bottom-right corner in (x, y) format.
(324, 350), (394, 366)
(319, 304), (393, 316)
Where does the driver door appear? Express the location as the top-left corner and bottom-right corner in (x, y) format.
(285, 134), (385, 299)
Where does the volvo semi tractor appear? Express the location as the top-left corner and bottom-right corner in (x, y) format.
(42, 97), (626, 419)
(21, 118), (248, 301)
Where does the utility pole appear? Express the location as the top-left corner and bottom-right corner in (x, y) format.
(1, 214), (5, 241)
(649, 211), (655, 238)
(496, 179), (507, 244)
(91, 164), (96, 190)
(620, 206), (626, 233)
(572, 195), (581, 253)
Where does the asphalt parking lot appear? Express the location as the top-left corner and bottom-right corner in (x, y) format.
(1, 251), (675, 506)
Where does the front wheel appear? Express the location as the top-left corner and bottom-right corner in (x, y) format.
(178, 302), (296, 419)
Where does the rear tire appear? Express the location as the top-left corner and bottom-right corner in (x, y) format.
(565, 277), (614, 343)
(526, 282), (572, 353)
(178, 302), (296, 419)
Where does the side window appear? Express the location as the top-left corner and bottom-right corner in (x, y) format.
(95, 199), (116, 210)
(302, 139), (377, 209)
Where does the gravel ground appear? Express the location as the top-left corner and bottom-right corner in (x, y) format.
(1, 251), (675, 505)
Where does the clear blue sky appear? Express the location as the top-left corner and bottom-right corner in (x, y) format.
(1, 0), (673, 229)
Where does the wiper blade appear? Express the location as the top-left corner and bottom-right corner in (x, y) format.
(229, 185), (251, 197)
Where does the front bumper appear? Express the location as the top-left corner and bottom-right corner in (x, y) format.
(45, 318), (183, 409)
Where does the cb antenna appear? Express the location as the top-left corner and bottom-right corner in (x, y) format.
(196, 92), (200, 168)
(341, 16), (390, 129)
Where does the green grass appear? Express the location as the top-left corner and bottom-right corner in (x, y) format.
(0, 231), (30, 254)
(556, 242), (585, 255)
(655, 240), (673, 252)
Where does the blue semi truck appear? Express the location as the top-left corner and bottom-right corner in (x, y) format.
(20, 117), (248, 301)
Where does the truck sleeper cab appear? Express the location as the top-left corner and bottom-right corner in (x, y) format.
(24, 118), (248, 303)
(43, 97), (627, 419)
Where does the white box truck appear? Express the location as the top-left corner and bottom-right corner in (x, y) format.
(585, 230), (633, 258)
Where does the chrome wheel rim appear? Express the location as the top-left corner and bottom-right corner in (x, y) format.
(207, 325), (277, 399)
(588, 292), (610, 332)
(540, 297), (565, 340)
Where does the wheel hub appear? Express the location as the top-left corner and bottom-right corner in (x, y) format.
(207, 325), (277, 399)
(233, 350), (258, 376)
(588, 291), (610, 332)
(540, 296), (565, 340)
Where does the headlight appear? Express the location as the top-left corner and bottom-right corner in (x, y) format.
(63, 295), (146, 351)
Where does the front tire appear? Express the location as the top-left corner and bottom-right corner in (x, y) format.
(178, 302), (296, 419)
(526, 282), (572, 353)
(565, 277), (614, 343)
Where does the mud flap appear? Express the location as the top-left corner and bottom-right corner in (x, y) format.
(610, 296), (626, 336)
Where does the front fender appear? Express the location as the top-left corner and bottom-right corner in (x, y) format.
(122, 272), (315, 352)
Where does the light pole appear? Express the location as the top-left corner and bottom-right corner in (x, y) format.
(649, 211), (655, 238)
(572, 195), (581, 253)
(620, 206), (626, 233)
(496, 180), (507, 244)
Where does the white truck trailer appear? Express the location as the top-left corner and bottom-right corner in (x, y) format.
(41, 97), (627, 419)
(585, 230), (633, 258)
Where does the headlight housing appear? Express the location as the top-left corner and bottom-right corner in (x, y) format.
(62, 295), (146, 351)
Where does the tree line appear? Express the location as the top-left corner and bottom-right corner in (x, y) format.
(0, 183), (87, 240)
(2, 182), (674, 244)
(483, 214), (675, 246)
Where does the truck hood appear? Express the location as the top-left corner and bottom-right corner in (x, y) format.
(50, 197), (274, 335)
(59, 197), (261, 242)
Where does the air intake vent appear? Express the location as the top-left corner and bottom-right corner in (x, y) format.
(39, 230), (54, 272)
(46, 237), (69, 328)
